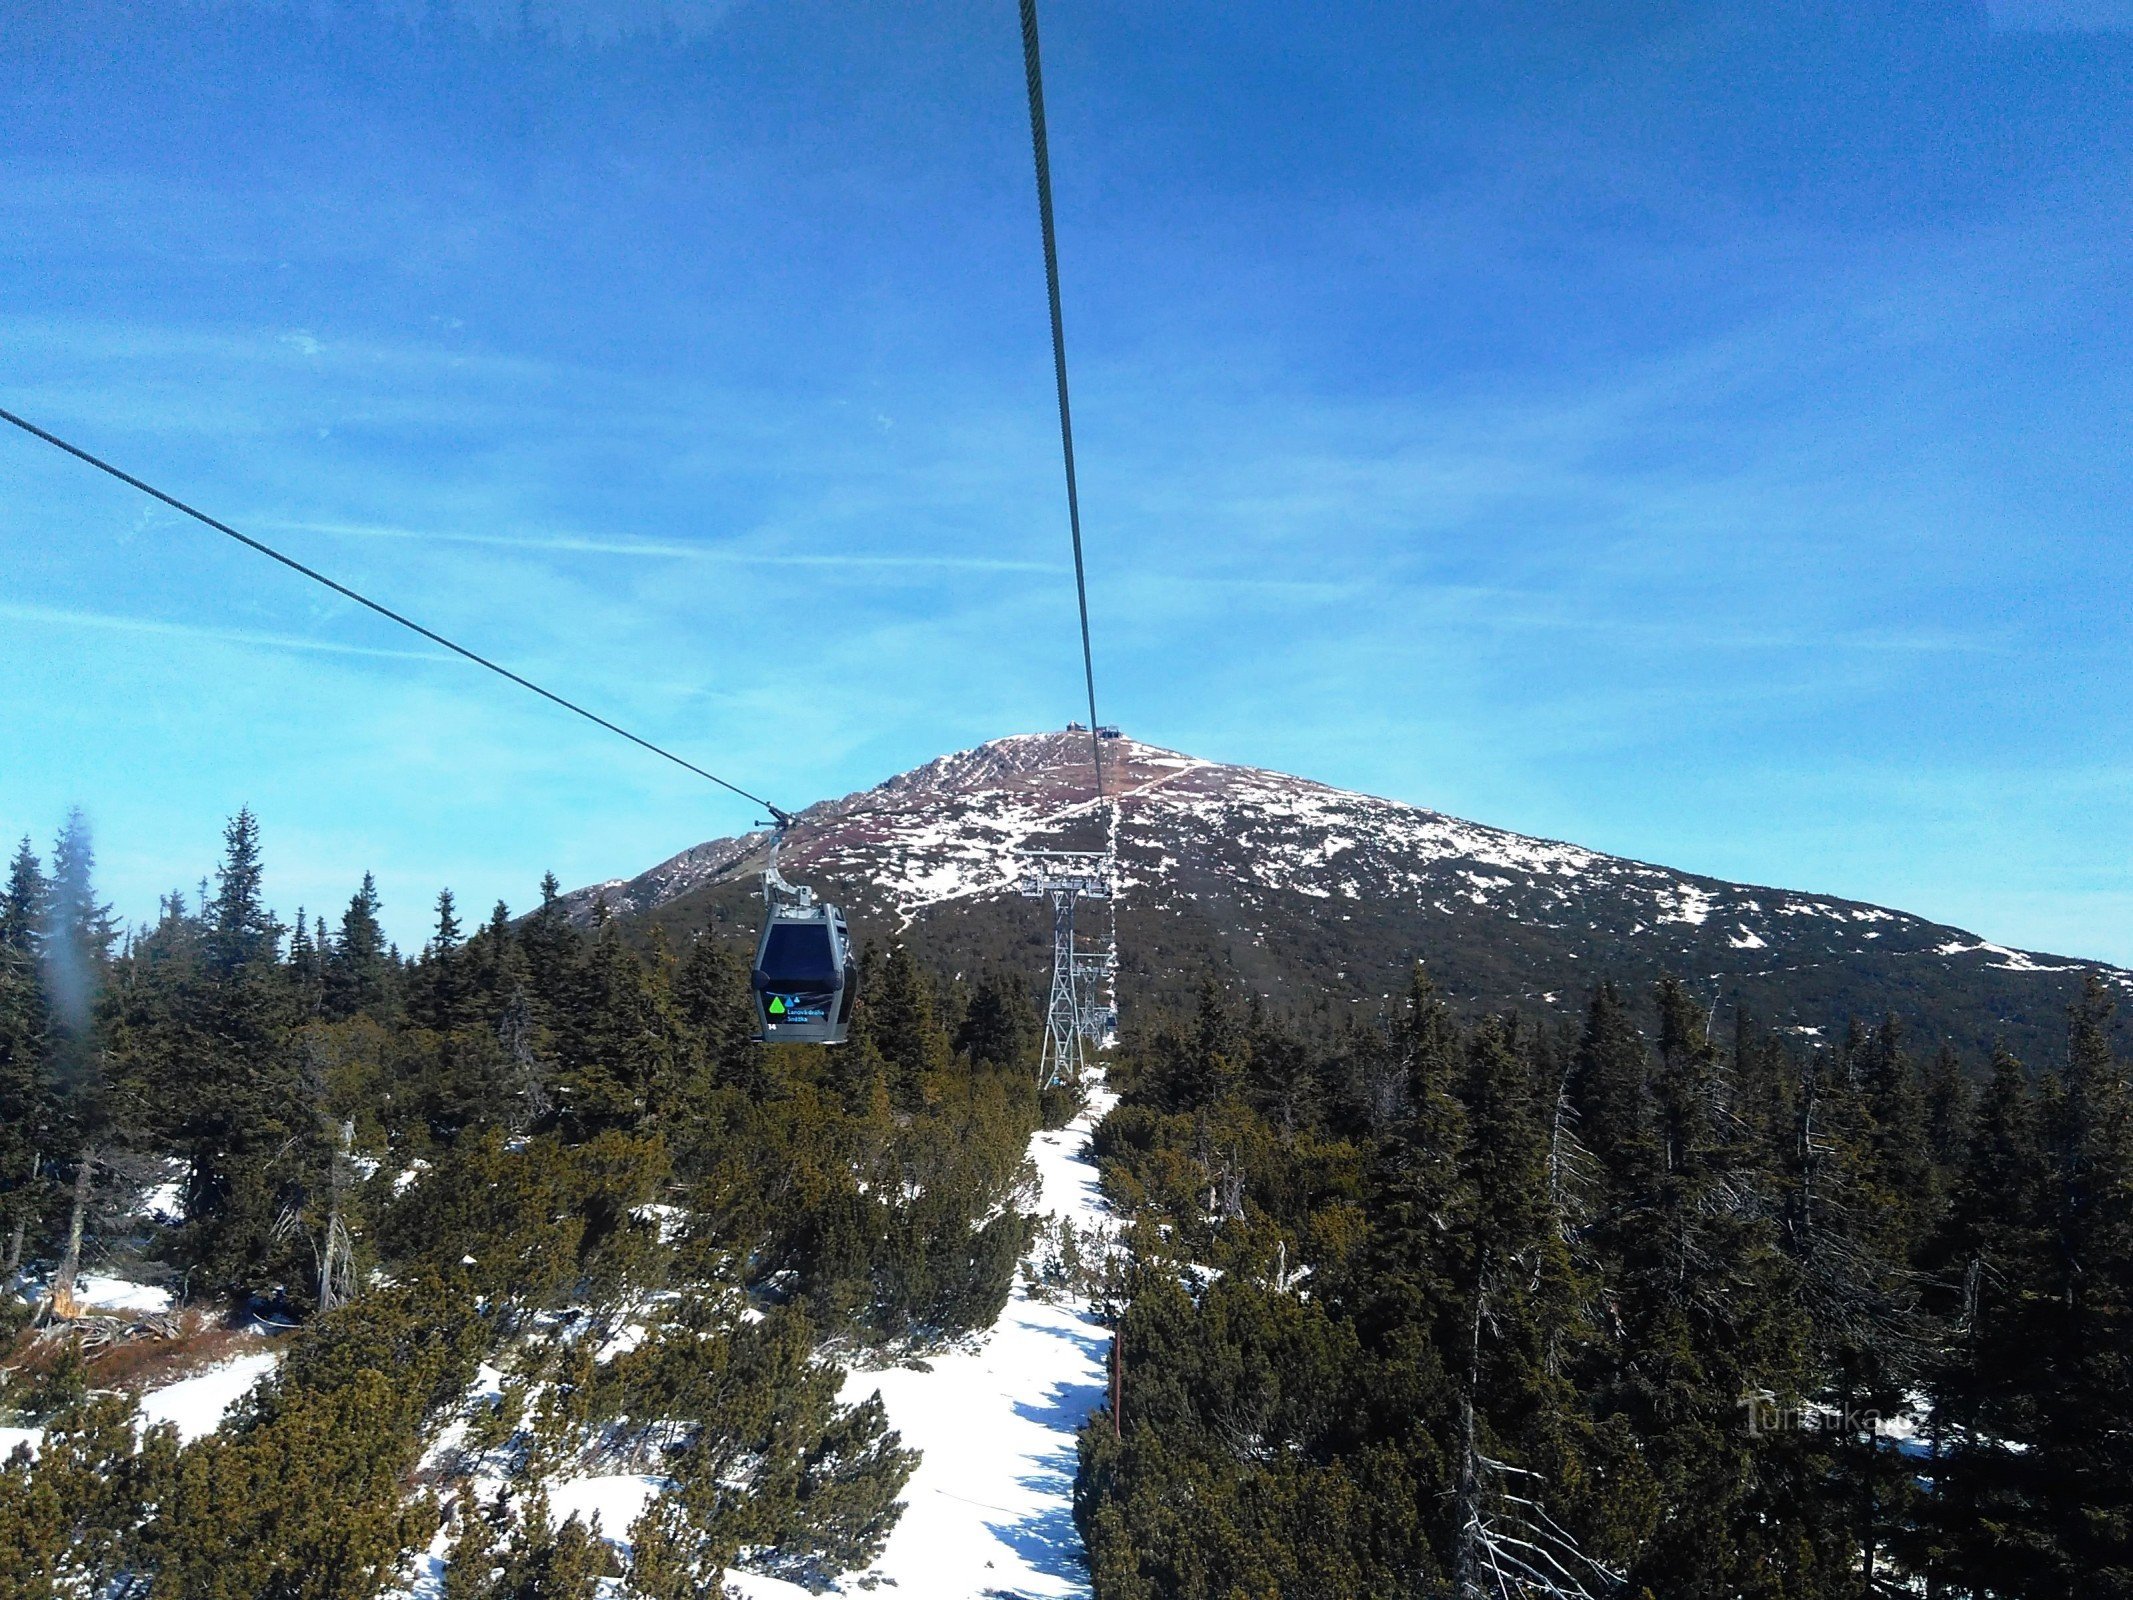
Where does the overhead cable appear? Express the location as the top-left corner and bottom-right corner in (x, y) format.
(0, 405), (791, 824)
(1017, 0), (1106, 800)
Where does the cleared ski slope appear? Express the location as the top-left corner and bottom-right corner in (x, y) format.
(730, 1081), (1119, 1600)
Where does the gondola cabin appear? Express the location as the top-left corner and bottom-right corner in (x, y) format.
(752, 899), (856, 1045)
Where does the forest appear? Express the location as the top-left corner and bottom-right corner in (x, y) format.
(0, 809), (1056, 1597)
(1072, 973), (2133, 1599)
(2, 805), (2129, 1597)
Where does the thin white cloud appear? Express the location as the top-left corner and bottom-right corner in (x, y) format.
(0, 601), (447, 663)
(263, 518), (1069, 574)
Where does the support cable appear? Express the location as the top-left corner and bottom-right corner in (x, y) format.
(0, 405), (791, 824)
(1018, 0), (1105, 801)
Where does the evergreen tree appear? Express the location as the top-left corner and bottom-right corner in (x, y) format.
(112, 810), (306, 1298)
(518, 871), (581, 1024)
(866, 945), (952, 1109)
(1857, 1015), (1936, 1260)
(955, 970), (1038, 1076)
(1921, 1042), (1974, 1177)
(324, 872), (394, 1021)
(287, 910), (325, 1019)
(673, 932), (767, 1101)
(1447, 1016), (1602, 1594)
(1928, 1046), (2056, 1595)
(2031, 978), (2133, 1593)
(42, 808), (117, 1052)
(1357, 964), (1468, 1324)
(0, 840), (51, 1272)
(1570, 981), (1659, 1209)
(411, 889), (478, 1035)
(554, 921), (685, 1136)
(1785, 1031), (1927, 1593)
(1601, 979), (1812, 1597)
(33, 815), (128, 1317)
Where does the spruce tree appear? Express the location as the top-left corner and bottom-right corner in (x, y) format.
(0, 839), (51, 1273)
(126, 809), (306, 1299)
(866, 945), (952, 1110)
(324, 872), (394, 1021)
(2032, 978), (2133, 1593)
(555, 921), (684, 1136)
(1603, 979), (1812, 1597)
(954, 971), (1038, 1076)
(1347, 966), (1468, 1384)
(412, 889), (478, 1035)
(673, 932), (767, 1101)
(1928, 1046), (2056, 1595)
(42, 809), (117, 1055)
(1571, 981), (1659, 1209)
(1447, 1016), (1601, 1594)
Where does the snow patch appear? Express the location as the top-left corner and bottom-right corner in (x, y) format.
(1935, 938), (2081, 974)
(1658, 883), (1716, 927)
(138, 1179), (186, 1224)
(140, 1350), (280, 1443)
(70, 1274), (174, 1314)
(0, 1425), (43, 1458)
(547, 1473), (670, 1547)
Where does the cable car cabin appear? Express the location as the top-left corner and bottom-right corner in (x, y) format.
(752, 901), (856, 1045)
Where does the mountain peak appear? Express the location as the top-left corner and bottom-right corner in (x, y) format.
(562, 728), (2129, 1063)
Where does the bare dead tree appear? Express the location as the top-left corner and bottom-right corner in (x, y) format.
(1459, 1450), (1627, 1600)
(316, 1118), (357, 1314)
(499, 983), (550, 1131)
(44, 1146), (98, 1321)
(1453, 1249), (1624, 1599)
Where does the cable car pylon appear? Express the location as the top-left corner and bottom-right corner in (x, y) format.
(1020, 848), (1112, 1088)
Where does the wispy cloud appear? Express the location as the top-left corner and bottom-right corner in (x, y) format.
(0, 601), (448, 663)
(261, 519), (1069, 574)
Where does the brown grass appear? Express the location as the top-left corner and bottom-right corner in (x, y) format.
(85, 1318), (265, 1393)
(2, 1311), (271, 1400)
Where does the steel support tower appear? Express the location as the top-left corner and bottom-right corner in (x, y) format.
(1019, 851), (1112, 1088)
(1074, 949), (1117, 1043)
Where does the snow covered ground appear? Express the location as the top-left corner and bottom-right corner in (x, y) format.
(139, 1350), (280, 1443)
(69, 1274), (175, 1314)
(729, 1080), (1121, 1600)
(0, 1346), (280, 1458)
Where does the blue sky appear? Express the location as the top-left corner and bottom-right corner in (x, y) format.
(2, 0), (2129, 962)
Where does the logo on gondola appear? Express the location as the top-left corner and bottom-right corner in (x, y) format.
(765, 993), (827, 1024)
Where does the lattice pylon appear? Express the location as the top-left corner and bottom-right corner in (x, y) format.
(1020, 852), (1112, 1089)
(1040, 888), (1083, 1088)
(1073, 948), (1116, 1044)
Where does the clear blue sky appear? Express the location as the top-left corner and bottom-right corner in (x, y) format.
(3, 0), (2129, 961)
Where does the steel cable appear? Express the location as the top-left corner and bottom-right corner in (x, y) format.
(1018, 0), (1106, 800)
(0, 405), (791, 823)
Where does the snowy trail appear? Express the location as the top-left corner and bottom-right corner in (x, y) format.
(731, 1082), (1119, 1600)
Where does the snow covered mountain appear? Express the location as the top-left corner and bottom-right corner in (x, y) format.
(563, 731), (2129, 1065)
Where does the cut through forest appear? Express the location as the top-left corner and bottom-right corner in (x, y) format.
(1, 807), (2129, 1598)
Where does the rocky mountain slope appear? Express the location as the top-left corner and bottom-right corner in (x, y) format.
(563, 732), (2128, 1066)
